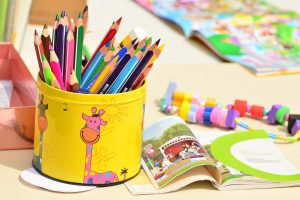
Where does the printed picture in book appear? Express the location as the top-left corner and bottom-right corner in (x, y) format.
(142, 120), (209, 184)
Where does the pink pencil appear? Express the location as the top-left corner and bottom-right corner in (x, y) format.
(49, 45), (65, 90)
(64, 29), (75, 91)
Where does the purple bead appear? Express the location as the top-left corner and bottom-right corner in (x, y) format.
(267, 105), (282, 124)
(165, 105), (172, 113)
(291, 120), (300, 135)
(226, 109), (240, 129)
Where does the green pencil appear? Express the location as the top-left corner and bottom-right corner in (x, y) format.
(0, 0), (9, 42)
(42, 55), (52, 85)
(83, 44), (91, 60)
(74, 12), (84, 85)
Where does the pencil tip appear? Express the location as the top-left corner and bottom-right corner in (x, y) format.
(61, 11), (64, 17)
(133, 42), (139, 49)
(43, 24), (48, 29)
(116, 17), (122, 25)
(78, 11), (82, 18)
(159, 43), (166, 51)
(49, 44), (54, 51)
(34, 29), (38, 35)
(131, 38), (137, 45)
(42, 55), (47, 61)
(145, 37), (152, 45)
(155, 39), (161, 46)
(105, 41), (111, 47)
(83, 5), (88, 12)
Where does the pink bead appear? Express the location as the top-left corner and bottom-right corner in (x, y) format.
(227, 104), (233, 109)
(219, 109), (228, 128)
(196, 106), (205, 124)
(191, 93), (200, 104)
(210, 107), (222, 125)
(284, 114), (289, 121)
(246, 105), (251, 113)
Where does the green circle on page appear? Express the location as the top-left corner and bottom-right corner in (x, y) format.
(210, 130), (300, 182)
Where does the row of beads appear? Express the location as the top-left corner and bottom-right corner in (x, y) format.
(178, 101), (240, 129)
(161, 81), (300, 136)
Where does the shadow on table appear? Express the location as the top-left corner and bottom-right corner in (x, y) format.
(0, 149), (32, 171)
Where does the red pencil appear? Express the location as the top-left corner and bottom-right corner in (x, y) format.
(82, 18), (122, 75)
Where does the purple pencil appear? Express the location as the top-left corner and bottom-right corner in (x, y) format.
(56, 11), (67, 76)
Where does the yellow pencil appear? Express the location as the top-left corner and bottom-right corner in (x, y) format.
(89, 56), (119, 93)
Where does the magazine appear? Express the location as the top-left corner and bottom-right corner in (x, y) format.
(125, 117), (300, 195)
(134, 0), (300, 76)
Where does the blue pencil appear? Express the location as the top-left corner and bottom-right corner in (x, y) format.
(80, 41), (110, 88)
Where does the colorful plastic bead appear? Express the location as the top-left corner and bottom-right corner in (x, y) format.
(291, 120), (300, 135)
(183, 93), (192, 103)
(233, 100), (247, 117)
(205, 98), (217, 107)
(196, 106), (204, 124)
(250, 105), (264, 119)
(188, 111), (197, 123)
(173, 91), (185, 103)
(189, 104), (198, 112)
(179, 101), (190, 121)
(275, 106), (290, 125)
(219, 109), (228, 128)
(203, 106), (213, 125)
(288, 114), (300, 133)
(226, 109), (239, 129)
(172, 100), (182, 108)
(267, 105), (282, 124)
(210, 107), (221, 125)
(165, 81), (177, 106)
(160, 98), (166, 112)
(191, 93), (200, 104)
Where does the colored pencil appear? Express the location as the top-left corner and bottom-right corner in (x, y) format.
(56, 12), (68, 75)
(131, 43), (165, 89)
(107, 43), (145, 94)
(70, 70), (80, 91)
(98, 46), (135, 94)
(82, 17), (121, 75)
(42, 55), (52, 85)
(113, 38), (137, 62)
(34, 30), (46, 80)
(52, 13), (59, 47)
(49, 45), (64, 90)
(41, 24), (51, 62)
(120, 39), (160, 93)
(64, 29), (75, 91)
(81, 41), (111, 88)
(83, 44), (91, 60)
(75, 12), (84, 85)
(89, 55), (119, 94)
(90, 39), (115, 79)
(51, 73), (61, 90)
(82, 5), (88, 36)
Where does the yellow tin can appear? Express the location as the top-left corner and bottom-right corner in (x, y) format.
(33, 77), (146, 185)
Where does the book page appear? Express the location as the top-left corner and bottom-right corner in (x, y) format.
(141, 117), (216, 189)
(134, 0), (300, 76)
(193, 131), (247, 184)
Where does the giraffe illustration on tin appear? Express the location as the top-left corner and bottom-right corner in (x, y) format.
(80, 107), (119, 184)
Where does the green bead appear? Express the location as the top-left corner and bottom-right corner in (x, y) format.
(275, 106), (290, 125)
(160, 98), (166, 112)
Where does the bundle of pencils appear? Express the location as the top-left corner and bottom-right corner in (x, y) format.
(34, 5), (164, 94)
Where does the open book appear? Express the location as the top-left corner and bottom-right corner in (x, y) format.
(125, 117), (300, 195)
(134, 0), (300, 76)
